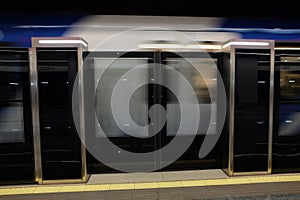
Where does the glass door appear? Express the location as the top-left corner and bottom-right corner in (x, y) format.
(37, 48), (82, 180)
(88, 51), (224, 173)
(88, 52), (156, 172)
(160, 52), (222, 171)
(233, 49), (271, 173)
(0, 48), (34, 184)
(273, 50), (300, 172)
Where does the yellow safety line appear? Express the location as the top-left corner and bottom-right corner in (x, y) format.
(1, 175), (300, 196)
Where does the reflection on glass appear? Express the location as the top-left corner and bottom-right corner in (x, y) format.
(280, 69), (300, 100)
(0, 67), (26, 143)
(0, 72), (23, 101)
(279, 60), (300, 136)
(232, 50), (271, 172)
(94, 58), (149, 137)
(165, 58), (217, 136)
(0, 102), (24, 143)
(279, 108), (300, 136)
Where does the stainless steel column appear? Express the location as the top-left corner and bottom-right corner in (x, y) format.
(30, 37), (89, 184)
(77, 46), (88, 183)
(222, 39), (275, 176)
(29, 47), (43, 184)
(268, 45), (275, 174)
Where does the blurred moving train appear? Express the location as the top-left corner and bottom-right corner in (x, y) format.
(1, 15), (300, 185)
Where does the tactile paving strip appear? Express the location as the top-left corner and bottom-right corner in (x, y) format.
(1, 175), (300, 196)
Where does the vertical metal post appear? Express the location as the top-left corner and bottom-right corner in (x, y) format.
(268, 42), (275, 174)
(224, 39), (274, 176)
(228, 47), (235, 176)
(78, 46), (88, 182)
(29, 47), (43, 184)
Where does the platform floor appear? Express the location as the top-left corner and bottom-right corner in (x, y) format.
(87, 169), (229, 184)
(1, 169), (300, 199)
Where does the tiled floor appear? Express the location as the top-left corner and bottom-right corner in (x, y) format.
(0, 182), (300, 200)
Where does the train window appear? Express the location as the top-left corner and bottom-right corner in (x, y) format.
(94, 57), (149, 138)
(273, 48), (300, 172)
(0, 52), (28, 144)
(279, 59), (300, 101)
(277, 56), (300, 136)
(0, 54), (27, 144)
(0, 48), (34, 182)
(0, 72), (24, 101)
(0, 102), (25, 143)
(164, 57), (217, 136)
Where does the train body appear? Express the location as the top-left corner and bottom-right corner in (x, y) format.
(1, 15), (300, 185)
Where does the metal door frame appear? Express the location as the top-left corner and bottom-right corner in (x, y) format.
(29, 37), (89, 184)
(222, 39), (275, 176)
